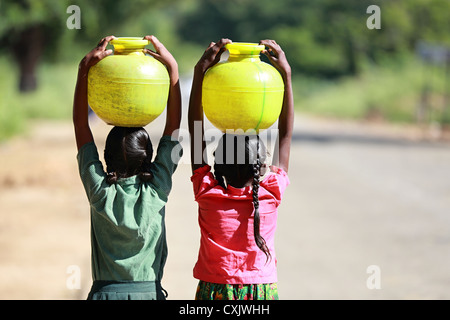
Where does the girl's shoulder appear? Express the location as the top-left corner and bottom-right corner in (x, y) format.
(263, 165), (289, 180)
(268, 165), (286, 174)
(191, 165), (220, 199)
(260, 165), (290, 199)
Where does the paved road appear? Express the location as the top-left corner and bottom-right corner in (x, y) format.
(160, 114), (450, 300)
(164, 78), (450, 299)
(272, 117), (450, 299)
(165, 76), (450, 299)
(0, 79), (449, 299)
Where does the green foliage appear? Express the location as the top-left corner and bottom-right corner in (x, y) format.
(2, 0), (449, 75)
(0, 0), (70, 33)
(295, 55), (448, 124)
(1, 0), (449, 141)
(0, 55), (76, 141)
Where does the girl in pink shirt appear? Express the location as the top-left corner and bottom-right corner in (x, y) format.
(188, 39), (294, 300)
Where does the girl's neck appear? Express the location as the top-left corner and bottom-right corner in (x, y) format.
(226, 178), (253, 188)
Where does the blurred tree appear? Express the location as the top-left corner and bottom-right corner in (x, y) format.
(0, 0), (179, 92)
(0, 0), (71, 92)
(176, 0), (372, 78)
(176, 0), (450, 78)
(1, 0), (449, 91)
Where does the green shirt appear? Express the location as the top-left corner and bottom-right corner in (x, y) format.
(77, 135), (182, 281)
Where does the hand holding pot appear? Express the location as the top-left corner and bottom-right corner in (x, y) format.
(79, 35), (116, 72)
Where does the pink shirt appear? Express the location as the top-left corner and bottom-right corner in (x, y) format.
(191, 165), (290, 284)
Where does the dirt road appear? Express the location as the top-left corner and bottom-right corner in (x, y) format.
(1, 107), (450, 299)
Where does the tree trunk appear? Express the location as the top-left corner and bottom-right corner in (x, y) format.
(11, 25), (44, 93)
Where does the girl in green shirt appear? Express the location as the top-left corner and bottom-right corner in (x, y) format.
(73, 35), (182, 300)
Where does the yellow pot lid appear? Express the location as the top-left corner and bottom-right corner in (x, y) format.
(225, 42), (265, 55)
(110, 37), (149, 51)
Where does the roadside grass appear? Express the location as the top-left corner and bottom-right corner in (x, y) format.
(1, 54), (447, 142)
(0, 55), (77, 141)
(293, 56), (448, 125)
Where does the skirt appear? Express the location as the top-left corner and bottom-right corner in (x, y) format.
(195, 280), (279, 300)
(87, 280), (167, 300)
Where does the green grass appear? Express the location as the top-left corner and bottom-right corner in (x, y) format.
(0, 55), (78, 141)
(293, 56), (449, 124)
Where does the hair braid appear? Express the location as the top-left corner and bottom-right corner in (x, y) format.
(105, 148), (118, 185)
(106, 169), (118, 185)
(252, 136), (271, 263)
(138, 138), (154, 183)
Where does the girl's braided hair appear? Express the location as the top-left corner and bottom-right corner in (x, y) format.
(104, 126), (153, 185)
(213, 133), (271, 262)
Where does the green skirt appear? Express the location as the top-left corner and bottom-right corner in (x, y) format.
(195, 280), (279, 300)
(87, 280), (167, 300)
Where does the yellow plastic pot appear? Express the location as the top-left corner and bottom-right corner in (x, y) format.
(88, 37), (170, 127)
(202, 42), (284, 133)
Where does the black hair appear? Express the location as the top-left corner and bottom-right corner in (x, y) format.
(104, 126), (153, 185)
(213, 133), (271, 262)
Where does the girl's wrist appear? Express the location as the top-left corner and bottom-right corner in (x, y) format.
(166, 60), (178, 72)
(78, 67), (89, 80)
(167, 65), (179, 81)
(78, 58), (90, 76)
(165, 62), (179, 84)
(193, 66), (206, 79)
(281, 68), (292, 83)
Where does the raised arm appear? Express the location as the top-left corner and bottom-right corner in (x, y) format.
(260, 39), (294, 173)
(73, 36), (115, 151)
(144, 35), (181, 138)
(188, 38), (232, 173)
